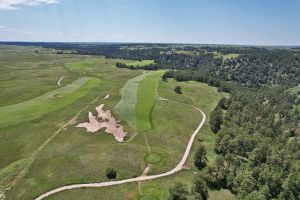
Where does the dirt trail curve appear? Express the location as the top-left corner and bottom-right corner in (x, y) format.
(57, 77), (64, 86)
(34, 98), (206, 200)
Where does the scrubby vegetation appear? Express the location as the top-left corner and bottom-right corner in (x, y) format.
(169, 182), (189, 200)
(174, 86), (182, 94)
(106, 168), (117, 179)
(194, 145), (208, 170)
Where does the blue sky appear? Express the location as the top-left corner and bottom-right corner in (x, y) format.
(0, 0), (299, 45)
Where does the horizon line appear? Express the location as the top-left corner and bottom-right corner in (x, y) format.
(0, 40), (299, 48)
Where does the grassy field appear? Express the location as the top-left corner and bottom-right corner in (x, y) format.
(125, 60), (155, 67)
(65, 59), (97, 70)
(43, 79), (233, 200)
(212, 51), (240, 60)
(1, 45), (233, 200)
(0, 77), (100, 128)
(0, 45), (142, 199)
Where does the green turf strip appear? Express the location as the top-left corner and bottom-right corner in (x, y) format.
(136, 71), (164, 132)
(0, 77), (100, 128)
(115, 73), (148, 129)
(115, 71), (163, 132)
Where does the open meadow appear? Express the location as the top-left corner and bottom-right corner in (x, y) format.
(0, 45), (233, 200)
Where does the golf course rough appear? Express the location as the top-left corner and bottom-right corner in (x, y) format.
(139, 194), (159, 200)
(0, 77), (100, 128)
(65, 59), (97, 70)
(115, 71), (163, 132)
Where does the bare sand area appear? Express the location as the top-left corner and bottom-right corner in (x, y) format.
(77, 104), (126, 142)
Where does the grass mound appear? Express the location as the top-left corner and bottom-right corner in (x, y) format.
(139, 194), (159, 200)
(145, 153), (162, 164)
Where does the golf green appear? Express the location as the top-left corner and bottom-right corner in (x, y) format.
(145, 153), (162, 164)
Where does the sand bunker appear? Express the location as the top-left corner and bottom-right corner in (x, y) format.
(76, 104), (126, 142)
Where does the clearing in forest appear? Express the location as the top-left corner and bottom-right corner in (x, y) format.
(125, 60), (155, 67)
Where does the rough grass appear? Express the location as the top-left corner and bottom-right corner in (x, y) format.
(209, 189), (235, 200)
(125, 60), (154, 67)
(0, 46), (143, 199)
(65, 59), (97, 70)
(212, 51), (240, 60)
(0, 77), (100, 128)
(136, 71), (163, 132)
(22, 77), (234, 200)
(139, 194), (159, 200)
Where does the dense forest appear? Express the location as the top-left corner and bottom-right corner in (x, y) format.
(203, 87), (300, 200)
(209, 51), (300, 87)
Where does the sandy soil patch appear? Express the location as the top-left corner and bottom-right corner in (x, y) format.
(76, 104), (126, 142)
(141, 164), (151, 176)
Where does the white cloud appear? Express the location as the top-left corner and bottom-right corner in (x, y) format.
(0, 0), (60, 10)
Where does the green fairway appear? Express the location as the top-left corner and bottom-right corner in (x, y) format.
(0, 77), (100, 128)
(136, 71), (163, 131)
(115, 71), (163, 132)
(115, 72), (146, 128)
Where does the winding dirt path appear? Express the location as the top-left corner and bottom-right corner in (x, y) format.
(57, 76), (64, 86)
(34, 98), (206, 200)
